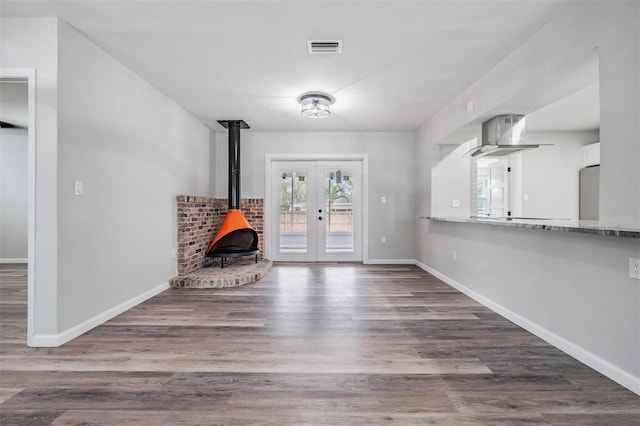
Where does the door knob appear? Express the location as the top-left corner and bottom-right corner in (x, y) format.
(318, 209), (323, 213)
(318, 216), (323, 221)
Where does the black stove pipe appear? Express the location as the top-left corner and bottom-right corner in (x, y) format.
(228, 122), (241, 210)
(217, 120), (250, 210)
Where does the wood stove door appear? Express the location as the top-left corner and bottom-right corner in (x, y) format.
(270, 160), (362, 262)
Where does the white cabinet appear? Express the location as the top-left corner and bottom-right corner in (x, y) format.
(583, 142), (600, 167)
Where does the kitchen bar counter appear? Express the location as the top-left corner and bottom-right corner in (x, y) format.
(420, 216), (640, 238)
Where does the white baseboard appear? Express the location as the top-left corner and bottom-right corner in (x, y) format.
(29, 333), (59, 347)
(414, 260), (640, 396)
(0, 258), (28, 264)
(364, 258), (415, 265)
(30, 282), (170, 348)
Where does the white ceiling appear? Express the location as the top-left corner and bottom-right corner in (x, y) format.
(1, 0), (567, 132)
(526, 83), (600, 132)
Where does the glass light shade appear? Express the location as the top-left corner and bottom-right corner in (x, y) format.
(298, 92), (334, 119)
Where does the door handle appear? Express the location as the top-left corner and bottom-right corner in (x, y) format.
(318, 216), (323, 221)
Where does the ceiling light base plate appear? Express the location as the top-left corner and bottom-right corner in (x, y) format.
(297, 92), (335, 119)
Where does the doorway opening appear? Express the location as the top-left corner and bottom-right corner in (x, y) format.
(1, 70), (36, 346)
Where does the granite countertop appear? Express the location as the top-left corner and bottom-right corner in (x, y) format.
(419, 216), (640, 238)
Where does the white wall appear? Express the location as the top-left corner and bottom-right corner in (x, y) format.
(0, 128), (28, 260)
(521, 130), (599, 219)
(417, 220), (640, 392)
(209, 130), (218, 194)
(1, 18), (60, 337)
(56, 22), (210, 333)
(212, 131), (416, 261)
(431, 142), (472, 218)
(416, 2), (640, 393)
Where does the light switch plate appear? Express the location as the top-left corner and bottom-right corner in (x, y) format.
(74, 180), (83, 196)
(451, 199), (460, 208)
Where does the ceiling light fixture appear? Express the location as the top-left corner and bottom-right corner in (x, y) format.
(297, 92), (335, 119)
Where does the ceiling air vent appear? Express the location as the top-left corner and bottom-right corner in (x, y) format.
(307, 40), (342, 54)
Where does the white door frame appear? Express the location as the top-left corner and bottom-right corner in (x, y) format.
(1, 68), (37, 346)
(265, 153), (368, 263)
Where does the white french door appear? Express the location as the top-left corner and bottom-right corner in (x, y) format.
(270, 160), (362, 262)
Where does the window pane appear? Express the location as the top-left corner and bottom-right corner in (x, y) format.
(325, 169), (354, 253)
(279, 170), (308, 252)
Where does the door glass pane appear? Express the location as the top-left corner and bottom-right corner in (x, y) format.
(279, 170), (308, 252)
(324, 168), (354, 253)
(490, 165), (504, 187)
(491, 187), (504, 205)
(486, 160), (508, 217)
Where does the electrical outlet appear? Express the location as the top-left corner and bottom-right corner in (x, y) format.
(453, 250), (457, 261)
(451, 199), (460, 208)
(630, 258), (640, 280)
(381, 236), (386, 244)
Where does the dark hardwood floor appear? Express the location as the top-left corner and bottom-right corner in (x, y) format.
(1, 263), (638, 425)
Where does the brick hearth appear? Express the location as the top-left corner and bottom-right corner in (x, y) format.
(170, 258), (273, 288)
(172, 195), (269, 288)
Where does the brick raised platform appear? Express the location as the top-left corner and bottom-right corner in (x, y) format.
(170, 258), (273, 289)
(175, 195), (264, 275)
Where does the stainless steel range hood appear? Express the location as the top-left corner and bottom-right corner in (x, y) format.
(464, 115), (542, 158)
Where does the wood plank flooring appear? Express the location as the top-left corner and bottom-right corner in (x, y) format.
(1, 263), (638, 425)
